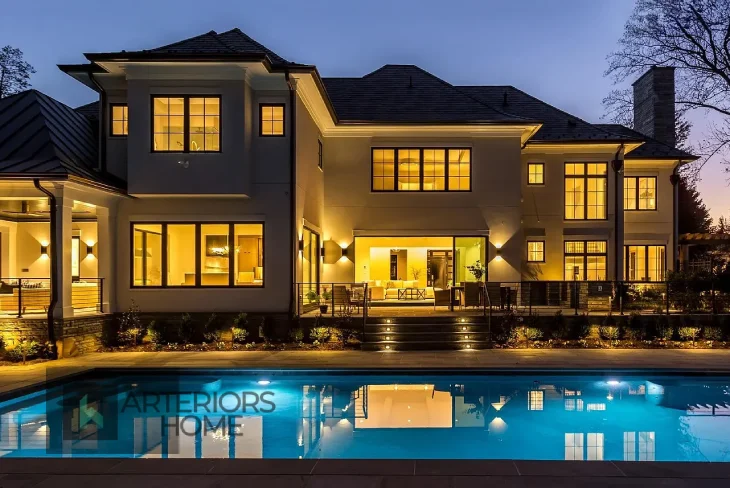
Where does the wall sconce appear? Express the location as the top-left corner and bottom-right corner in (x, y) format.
(318, 246), (324, 258)
(341, 246), (349, 258)
(298, 239), (304, 252)
(40, 245), (48, 257)
(494, 248), (503, 262)
(87, 245), (94, 256)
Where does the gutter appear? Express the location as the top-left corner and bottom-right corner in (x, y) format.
(32, 179), (58, 359)
(286, 71), (297, 317)
(88, 72), (107, 173)
(670, 163), (683, 272)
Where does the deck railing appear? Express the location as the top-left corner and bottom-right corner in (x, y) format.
(0, 277), (104, 317)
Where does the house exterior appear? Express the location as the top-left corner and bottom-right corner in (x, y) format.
(0, 29), (695, 322)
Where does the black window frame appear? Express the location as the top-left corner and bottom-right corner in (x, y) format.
(130, 221), (265, 289)
(370, 147), (472, 192)
(259, 103), (286, 137)
(150, 95), (222, 153)
(624, 244), (666, 282)
(624, 176), (658, 211)
(563, 240), (608, 281)
(527, 162), (544, 185)
(564, 162), (609, 221)
(109, 103), (128, 137)
(318, 139), (323, 170)
(527, 240), (546, 263)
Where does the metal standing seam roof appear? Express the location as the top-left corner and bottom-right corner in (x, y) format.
(0, 90), (122, 188)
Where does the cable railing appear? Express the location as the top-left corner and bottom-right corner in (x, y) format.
(0, 277), (104, 317)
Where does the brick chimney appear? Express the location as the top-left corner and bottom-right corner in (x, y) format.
(632, 66), (676, 147)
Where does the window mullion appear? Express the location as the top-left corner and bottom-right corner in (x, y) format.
(394, 148), (399, 192)
(195, 223), (201, 287)
(229, 223), (235, 287)
(419, 149), (424, 191)
(184, 96), (190, 153)
(445, 148), (450, 191)
(161, 223), (168, 287)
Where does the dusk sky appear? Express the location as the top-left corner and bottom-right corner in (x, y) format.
(2, 0), (726, 221)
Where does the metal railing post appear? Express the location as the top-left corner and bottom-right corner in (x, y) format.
(17, 283), (22, 318)
(99, 278), (104, 313)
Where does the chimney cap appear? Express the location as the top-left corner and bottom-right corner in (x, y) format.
(631, 66), (676, 87)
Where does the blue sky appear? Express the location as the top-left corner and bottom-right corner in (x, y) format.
(1, 0), (726, 220)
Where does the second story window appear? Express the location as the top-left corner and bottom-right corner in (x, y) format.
(528, 162), (544, 185)
(110, 104), (128, 136)
(624, 176), (656, 210)
(260, 104), (285, 136)
(527, 241), (545, 262)
(371, 148), (471, 192)
(152, 96), (221, 153)
(564, 162), (607, 220)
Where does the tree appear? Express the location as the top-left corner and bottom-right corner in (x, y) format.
(678, 177), (713, 234)
(0, 46), (35, 98)
(605, 0), (730, 173)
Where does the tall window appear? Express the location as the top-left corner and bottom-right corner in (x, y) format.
(564, 240), (607, 281)
(372, 148), (471, 192)
(133, 224), (162, 286)
(302, 227), (320, 303)
(624, 176), (657, 210)
(625, 245), (665, 281)
(132, 222), (264, 287)
(152, 96), (220, 152)
(527, 241), (545, 262)
(260, 104), (285, 136)
(565, 163), (607, 220)
(110, 104), (128, 136)
(528, 162), (544, 185)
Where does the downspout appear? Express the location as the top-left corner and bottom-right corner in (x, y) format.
(88, 72), (107, 173)
(33, 179), (58, 359)
(670, 163), (682, 272)
(611, 144), (625, 280)
(286, 71), (297, 317)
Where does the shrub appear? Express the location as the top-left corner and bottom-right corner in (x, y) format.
(232, 327), (249, 344)
(6, 340), (42, 363)
(233, 312), (248, 328)
(289, 328), (304, 344)
(678, 326), (701, 342)
(101, 319), (120, 348)
(549, 310), (569, 340)
(569, 314), (591, 340)
(643, 315), (659, 340)
(703, 325), (723, 341)
(179, 313), (197, 343)
(203, 313), (223, 342)
(245, 342), (256, 350)
(260, 316), (276, 343)
(599, 325), (620, 340)
(524, 327), (543, 341)
(147, 320), (162, 344)
(117, 302), (145, 346)
(310, 327), (331, 343)
(656, 315), (674, 340)
(626, 312), (645, 341)
(334, 309), (355, 345)
(491, 310), (519, 345)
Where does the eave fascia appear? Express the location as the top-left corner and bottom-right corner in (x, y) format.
(522, 141), (644, 154)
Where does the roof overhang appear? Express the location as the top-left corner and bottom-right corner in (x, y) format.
(523, 141), (644, 154)
(0, 174), (128, 197)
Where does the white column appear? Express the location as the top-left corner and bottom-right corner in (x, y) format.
(96, 206), (114, 313)
(52, 190), (74, 319)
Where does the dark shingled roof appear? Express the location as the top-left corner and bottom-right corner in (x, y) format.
(74, 100), (99, 121)
(459, 86), (640, 143)
(594, 124), (697, 160)
(0, 90), (123, 188)
(322, 65), (536, 124)
(89, 28), (293, 66)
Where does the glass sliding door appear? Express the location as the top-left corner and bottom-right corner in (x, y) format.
(302, 227), (319, 302)
(454, 237), (487, 285)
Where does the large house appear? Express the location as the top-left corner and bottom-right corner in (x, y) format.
(0, 28), (695, 324)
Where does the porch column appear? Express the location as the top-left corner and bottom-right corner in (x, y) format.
(96, 206), (114, 313)
(52, 191), (74, 319)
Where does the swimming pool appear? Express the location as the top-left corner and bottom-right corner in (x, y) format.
(1, 370), (728, 461)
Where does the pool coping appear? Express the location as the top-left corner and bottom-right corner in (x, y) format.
(2, 458), (730, 481)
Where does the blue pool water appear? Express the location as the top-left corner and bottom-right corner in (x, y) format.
(1, 371), (729, 461)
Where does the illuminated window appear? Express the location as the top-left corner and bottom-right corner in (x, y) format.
(260, 104), (284, 136)
(565, 162), (607, 220)
(423, 149), (446, 191)
(623, 432), (636, 461)
(587, 433), (604, 460)
(639, 431), (655, 461)
(71, 236), (80, 280)
(398, 149), (421, 191)
(564, 240), (607, 281)
(565, 433), (584, 460)
(110, 104), (128, 136)
(448, 149), (471, 191)
(167, 224), (195, 286)
(527, 241), (545, 262)
(372, 149), (395, 191)
(528, 390), (544, 411)
(152, 96), (220, 152)
(372, 148), (471, 192)
(586, 403), (606, 411)
(132, 222), (264, 287)
(528, 162), (544, 185)
(133, 224), (162, 286)
(189, 97), (220, 152)
(625, 245), (665, 281)
(624, 176), (656, 210)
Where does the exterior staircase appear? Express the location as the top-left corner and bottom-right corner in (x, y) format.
(362, 315), (489, 351)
